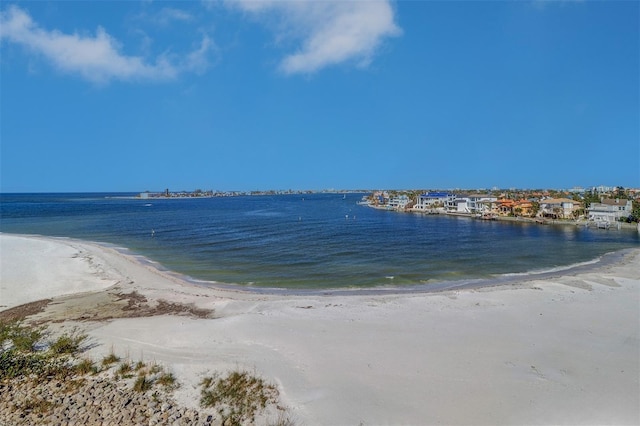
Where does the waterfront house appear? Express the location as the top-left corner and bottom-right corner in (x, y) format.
(514, 200), (534, 217)
(413, 192), (456, 211)
(454, 199), (470, 213)
(539, 198), (578, 219)
(495, 199), (515, 216)
(495, 199), (534, 217)
(588, 198), (633, 222)
(465, 194), (498, 214)
(388, 195), (411, 210)
(370, 191), (388, 206)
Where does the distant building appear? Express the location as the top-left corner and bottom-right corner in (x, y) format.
(588, 198), (633, 222)
(593, 185), (613, 194)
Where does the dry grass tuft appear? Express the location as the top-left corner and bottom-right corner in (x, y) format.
(200, 369), (280, 425)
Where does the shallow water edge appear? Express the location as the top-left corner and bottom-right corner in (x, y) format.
(4, 232), (636, 297)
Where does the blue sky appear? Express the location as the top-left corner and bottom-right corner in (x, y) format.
(1, 0), (638, 192)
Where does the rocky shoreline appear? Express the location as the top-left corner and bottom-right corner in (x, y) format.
(0, 374), (216, 426)
(0, 302), (288, 426)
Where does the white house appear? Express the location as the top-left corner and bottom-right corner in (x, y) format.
(539, 198), (578, 219)
(413, 192), (456, 211)
(464, 194), (497, 213)
(454, 199), (470, 213)
(388, 195), (411, 210)
(588, 198), (633, 222)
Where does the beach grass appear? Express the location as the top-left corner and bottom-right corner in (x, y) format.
(133, 373), (153, 392)
(101, 349), (120, 366)
(200, 369), (280, 425)
(1, 320), (290, 423)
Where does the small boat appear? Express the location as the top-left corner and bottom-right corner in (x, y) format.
(596, 221), (610, 229)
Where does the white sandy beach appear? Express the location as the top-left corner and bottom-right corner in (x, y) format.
(1, 233), (638, 425)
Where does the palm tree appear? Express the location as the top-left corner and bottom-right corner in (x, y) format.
(530, 201), (540, 217)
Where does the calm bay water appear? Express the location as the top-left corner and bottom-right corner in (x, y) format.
(1, 193), (638, 289)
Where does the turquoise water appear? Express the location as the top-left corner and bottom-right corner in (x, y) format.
(1, 193), (638, 289)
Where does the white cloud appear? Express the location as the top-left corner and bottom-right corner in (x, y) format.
(227, 0), (401, 74)
(0, 6), (211, 84)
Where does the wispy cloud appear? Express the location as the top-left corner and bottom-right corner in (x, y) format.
(136, 7), (194, 27)
(155, 7), (193, 25)
(0, 6), (211, 84)
(227, 0), (401, 74)
(185, 34), (214, 73)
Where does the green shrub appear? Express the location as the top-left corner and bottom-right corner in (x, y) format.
(49, 329), (87, 355)
(0, 321), (74, 380)
(0, 321), (13, 344)
(0, 347), (73, 380)
(0, 348), (42, 379)
(0, 321), (45, 352)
